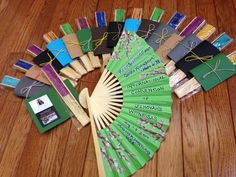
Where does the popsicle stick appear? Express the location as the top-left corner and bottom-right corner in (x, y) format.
(150, 7), (164, 22)
(43, 31), (58, 43)
(60, 75), (78, 87)
(60, 66), (81, 81)
(169, 69), (187, 88)
(75, 17), (90, 30)
(132, 8), (143, 20)
(101, 54), (111, 72)
(70, 60), (87, 75)
(88, 52), (101, 68)
(114, 9), (125, 22)
(80, 55), (94, 72)
(196, 24), (216, 40)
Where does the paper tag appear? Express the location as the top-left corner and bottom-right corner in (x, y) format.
(180, 17), (206, 37)
(60, 23), (74, 35)
(1, 75), (20, 88)
(95, 11), (107, 27)
(212, 32), (233, 51)
(115, 9), (125, 22)
(27, 44), (43, 57)
(150, 7), (164, 22)
(14, 59), (34, 72)
(167, 11), (186, 29)
(75, 17), (90, 29)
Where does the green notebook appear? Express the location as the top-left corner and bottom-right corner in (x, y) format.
(191, 53), (236, 91)
(24, 79), (79, 133)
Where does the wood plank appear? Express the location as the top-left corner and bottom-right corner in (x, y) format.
(179, 0), (212, 177)
(204, 0), (236, 176)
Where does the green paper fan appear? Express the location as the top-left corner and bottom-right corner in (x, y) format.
(85, 30), (172, 177)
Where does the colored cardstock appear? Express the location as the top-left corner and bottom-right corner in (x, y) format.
(175, 40), (220, 78)
(123, 19), (141, 32)
(46, 38), (73, 67)
(136, 19), (159, 40)
(76, 28), (93, 53)
(91, 27), (113, 55)
(191, 53), (236, 91)
(107, 22), (124, 48)
(168, 34), (202, 63)
(33, 50), (63, 73)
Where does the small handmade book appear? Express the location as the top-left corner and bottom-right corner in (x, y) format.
(146, 23), (179, 51)
(76, 28), (93, 53)
(136, 19), (159, 40)
(191, 53), (236, 91)
(46, 38), (73, 67)
(24, 88), (72, 133)
(175, 40), (220, 78)
(14, 76), (51, 98)
(156, 33), (183, 64)
(62, 33), (83, 58)
(168, 34), (202, 63)
(91, 27), (113, 56)
(107, 22), (124, 48)
(33, 50), (63, 73)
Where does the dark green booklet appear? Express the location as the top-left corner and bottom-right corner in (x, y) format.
(24, 79), (78, 133)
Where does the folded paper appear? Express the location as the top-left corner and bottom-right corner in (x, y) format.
(156, 33), (183, 64)
(123, 19), (141, 32)
(14, 76), (51, 98)
(62, 33), (83, 58)
(147, 23), (179, 51)
(107, 22), (124, 48)
(168, 34), (202, 63)
(76, 28), (93, 53)
(175, 40), (220, 78)
(47, 38), (73, 66)
(191, 53), (236, 91)
(25, 65), (51, 85)
(91, 27), (113, 55)
(33, 50), (63, 73)
(136, 19), (159, 40)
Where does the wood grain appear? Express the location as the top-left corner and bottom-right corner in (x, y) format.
(0, 0), (235, 177)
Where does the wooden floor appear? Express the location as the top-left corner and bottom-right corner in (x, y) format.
(0, 0), (235, 177)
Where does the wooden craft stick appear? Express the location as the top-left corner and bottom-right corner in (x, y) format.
(80, 55), (94, 72)
(70, 60), (88, 75)
(43, 31), (58, 43)
(85, 88), (106, 177)
(60, 75), (78, 87)
(42, 64), (89, 126)
(75, 17), (90, 30)
(101, 54), (111, 73)
(132, 8), (143, 20)
(60, 66), (81, 81)
(88, 52), (101, 68)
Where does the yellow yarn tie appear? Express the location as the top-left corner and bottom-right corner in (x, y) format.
(185, 51), (213, 62)
(93, 32), (108, 50)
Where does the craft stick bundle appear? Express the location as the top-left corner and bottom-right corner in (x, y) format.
(76, 16), (101, 68)
(168, 32), (232, 91)
(43, 31), (82, 81)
